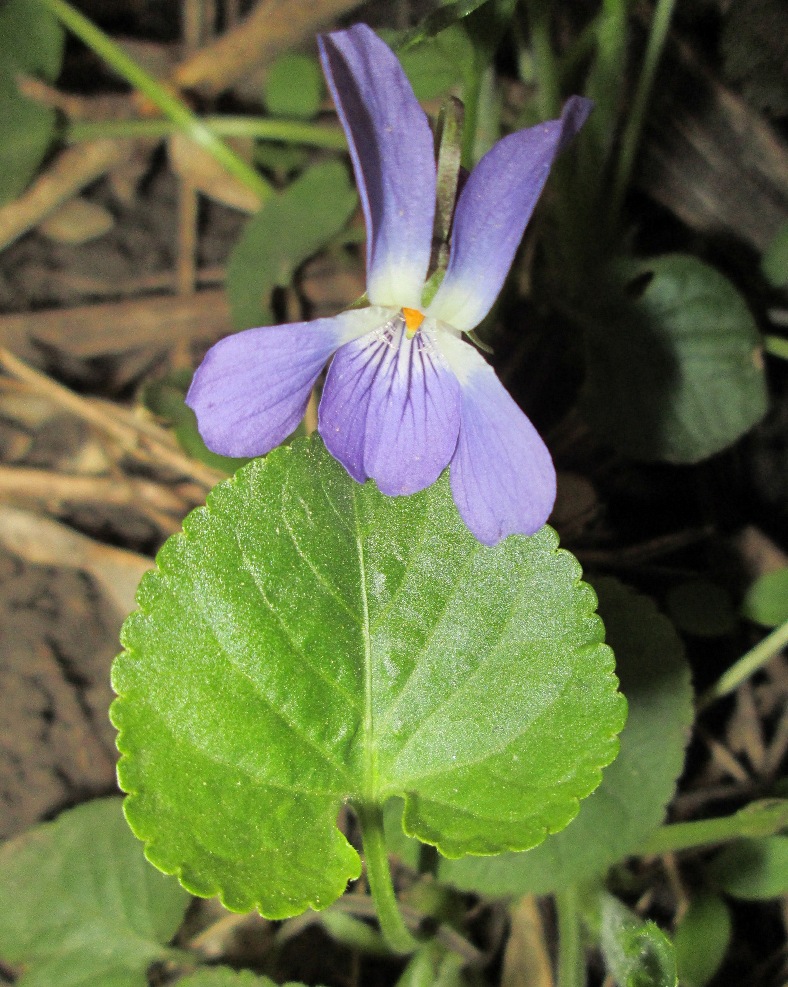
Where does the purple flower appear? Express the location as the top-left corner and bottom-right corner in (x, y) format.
(187, 23), (591, 545)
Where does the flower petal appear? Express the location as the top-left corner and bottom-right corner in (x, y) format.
(319, 320), (461, 495)
(186, 309), (382, 458)
(436, 335), (556, 544)
(428, 96), (592, 331)
(318, 25), (436, 309)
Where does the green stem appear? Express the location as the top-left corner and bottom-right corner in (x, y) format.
(38, 0), (272, 200)
(67, 116), (347, 149)
(358, 804), (420, 955)
(764, 334), (788, 360)
(696, 620), (788, 713)
(640, 799), (788, 856)
(555, 887), (585, 987)
(608, 0), (677, 229)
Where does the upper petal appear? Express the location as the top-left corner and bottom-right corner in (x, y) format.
(186, 309), (383, 458)
(436, 335), (556, 545)
(319, 318), (461, 495)
(318, 24), (436, 309)
(427, 96), (593, 331)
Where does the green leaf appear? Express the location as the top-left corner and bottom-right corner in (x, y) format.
(111, 437), (626, 918)
(582, 254), (769, 463)
(0, 0), (65, 79)
(263, 53), (324, 120)
(226, 160), (358, 329)
(438, 578), (691, 894)
(674, 893), (731, 987)
(761, 221), (788, 289)
(598, 892), (677, 987)
(665, 580), (737, 638)
(142, 372), (251, 474)
(394, 25), (475, 101)
(396, 0), (496, 51)
(707, 836), (788, 900)
(0, 0), (64, 205)
(0, 798), (190, 987)
(742, 568), (788, 627)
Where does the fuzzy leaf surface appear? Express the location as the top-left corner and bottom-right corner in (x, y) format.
(438, 578), (690, 894)
(112, 438), (625, 917)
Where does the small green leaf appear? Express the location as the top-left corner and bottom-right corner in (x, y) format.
(438, 578), (691, 894)
(0, 798), (190, 987)
(742, 568), (788, 627)
(396, 0), (495, 51)
(111, 437), (625, 918)
(226, 161), (358, 329)
(761, 221), (788, 288)
(142, 372), (251, 474)
(599, 893), (677, 987)
(264, 53), (324, 120)
(707, 836), (788, 900)
(582, 255), (769, 463)
(674, 892), (731, 987)
(394, 26), (475, 100)
(665, 580), (737, 638)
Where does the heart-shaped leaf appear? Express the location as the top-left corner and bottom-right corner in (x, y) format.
(111, 437), (625, 918)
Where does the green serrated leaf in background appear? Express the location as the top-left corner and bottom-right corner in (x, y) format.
(674, 892), (731, 987)
(707, 836), (788, 900)
(582, 254), (768, 464)
(437, 578), (691, 895)
(226, 160), (358, 329)
(111, 437), (625, 918)
(598, 892), (677, 987)
(263, 53), (324, 120)
(0, 798), (190, 987)
(0, 0), (65, 204)
(742, 568), (788, 628)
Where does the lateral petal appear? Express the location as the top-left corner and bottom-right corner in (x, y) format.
(428, 96), (592, 331)
(186, 309), (382, 458)
(436, 335), (556, 545)
(318, 24), (436, 309)
(319, 320), (461, 495)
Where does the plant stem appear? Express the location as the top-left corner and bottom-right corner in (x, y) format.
(555, 887), (585, 987)
(608, 0), (677, 229)
(696, 619), (788, 713)
(67, 116), (347, 149)
(357, 804), (420, 955)
(641, 799), (788, 856)
(38, 0), (273, 201)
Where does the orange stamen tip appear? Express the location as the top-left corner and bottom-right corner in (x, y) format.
(402, 307), (425, 338)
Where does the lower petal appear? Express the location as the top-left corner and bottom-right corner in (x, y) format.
(186, 310), (381, 458)
(438, 336), (556, 545)
(319, 321), (461, 495)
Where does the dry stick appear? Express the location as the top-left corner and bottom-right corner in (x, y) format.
(173, 0), (367, 95)
(0, 348), (223, 489)
(0, 139), (126, 251)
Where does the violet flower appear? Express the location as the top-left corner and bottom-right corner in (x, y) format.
(187, 23), (591, 545)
